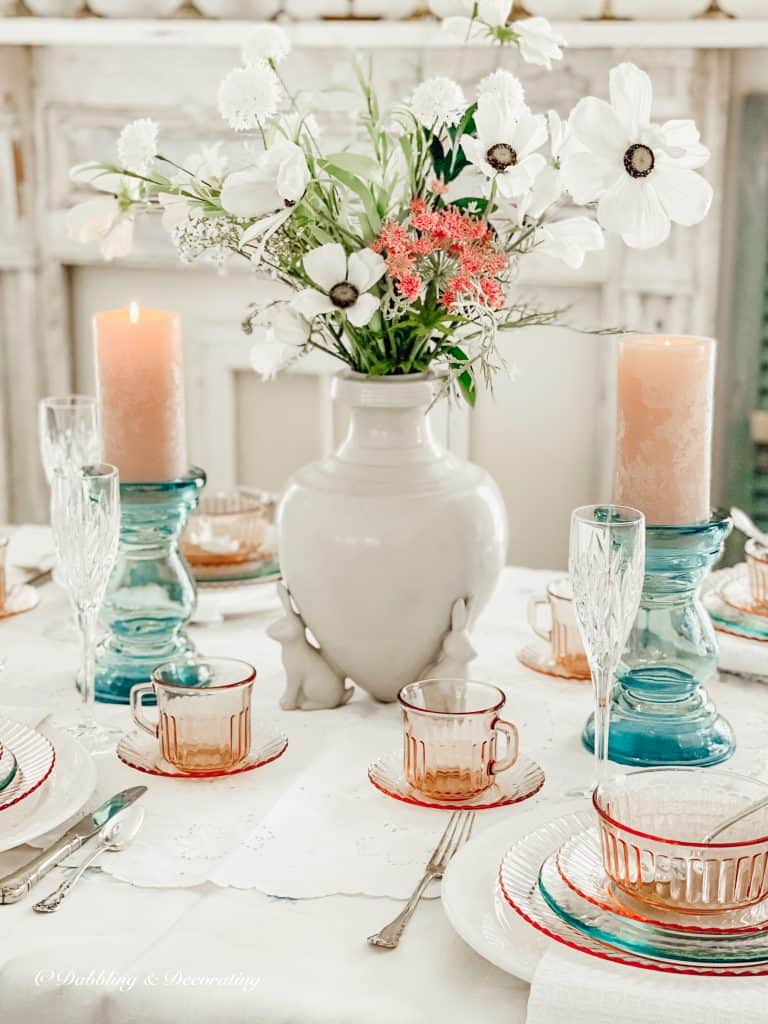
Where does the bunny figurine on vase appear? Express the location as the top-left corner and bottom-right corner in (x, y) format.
(419, 598), (477, 682)
(268, 583), (355, 711)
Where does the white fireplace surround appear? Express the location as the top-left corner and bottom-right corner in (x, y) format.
(0, 18), (758, 566)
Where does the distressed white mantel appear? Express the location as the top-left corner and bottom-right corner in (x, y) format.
(0, 20), (735, 566)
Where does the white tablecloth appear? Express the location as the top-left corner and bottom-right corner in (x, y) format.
(1, 554), (767, 1024)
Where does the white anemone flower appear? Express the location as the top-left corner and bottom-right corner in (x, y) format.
(221, 139), (310, 221)
(658, 119), (710, 170)
(461, 94), (547, 200)
(248, 301), (310, 380)
(518, 110), (571, 222)
(514, 17), (566, 69)
(242, 24), (291, 66)
(117, 118), (158, 174)
(218, 62), (280, 132)
(67, 197), (134, 261)
(536, 217), (604, 270)
(294, 244), (386, 328)
(477, 70), (527, 116)
(561, 63), (713, 249)
(410, 77), (467, 131)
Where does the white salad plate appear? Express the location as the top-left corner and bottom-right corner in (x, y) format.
(0, 722), (96, 853)
(441, 799), (587, 982)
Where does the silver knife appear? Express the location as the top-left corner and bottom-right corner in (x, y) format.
(0, 785), (147, 904)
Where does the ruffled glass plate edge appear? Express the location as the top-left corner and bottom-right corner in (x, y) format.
(498, 813), (768, 977)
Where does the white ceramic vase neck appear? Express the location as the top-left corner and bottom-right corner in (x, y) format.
(333, 373), (443, 465)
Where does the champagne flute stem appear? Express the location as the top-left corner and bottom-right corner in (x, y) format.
(77, 607), (97, 710)
(592, 667), (613, 786)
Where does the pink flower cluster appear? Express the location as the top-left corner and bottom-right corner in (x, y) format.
(372, 199), (508, 312)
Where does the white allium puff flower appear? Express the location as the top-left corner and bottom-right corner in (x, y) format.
(478, 70), (527, 115)
(242, 24), (291, 66)
(561, 62), (713, 249)
(117, 118), (158, 174)
(410, 77), (467, 131)
(218, 63), (280, 132)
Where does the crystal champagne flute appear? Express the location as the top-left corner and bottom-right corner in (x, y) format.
(50, 463), (120, 752)
(38, 395), (102, 642)
(38, 395), (101, 484)
(569, 504), (645, 789)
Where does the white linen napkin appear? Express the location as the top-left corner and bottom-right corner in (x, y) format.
(526, 945), (768, 1024)
(6, 524), (55, 591)
(718, 629), (768, 679)
(7, 525), (55, 575)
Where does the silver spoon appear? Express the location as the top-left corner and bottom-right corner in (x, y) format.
(32, 806), (145, 913)
(704, 797), (768, 843)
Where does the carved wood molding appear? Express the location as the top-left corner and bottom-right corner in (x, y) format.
(0, 41), (729, 522)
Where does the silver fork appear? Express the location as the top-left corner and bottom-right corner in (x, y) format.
(367, 810), (475, 950)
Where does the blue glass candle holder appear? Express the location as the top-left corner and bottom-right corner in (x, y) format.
(93, 467), (206, 704)
(583, 510), (735, 767)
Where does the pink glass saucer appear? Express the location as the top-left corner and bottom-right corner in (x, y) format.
(517, 641), (591, 682)
(117, 724), (288, 779)
(0, 718), (55, 813)
(497, 813), (768, 976)
(368, 751), (544, 810)
(720, 574), (768, 619)
(0, 585), (40, 622)
(557, 827), (768, 935)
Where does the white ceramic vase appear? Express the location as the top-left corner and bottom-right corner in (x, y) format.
(277, 372), (508, 703)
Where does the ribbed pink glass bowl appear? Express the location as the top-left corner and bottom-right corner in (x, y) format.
(181, 489), (275, 567)
(593, 769), (768, 914)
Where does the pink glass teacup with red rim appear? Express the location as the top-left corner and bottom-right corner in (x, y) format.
(130, 657), (255, 775)
(746, 539), (768, 609)
(398, 678), (519, 801)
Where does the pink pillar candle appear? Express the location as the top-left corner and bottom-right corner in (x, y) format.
(614, 335), (715, 526)
(94, 304), (188, 483)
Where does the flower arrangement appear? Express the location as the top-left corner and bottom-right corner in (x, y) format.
(68, 4), (713, 405)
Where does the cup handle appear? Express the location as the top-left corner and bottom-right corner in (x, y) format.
(130, 683), (158, 738)
(491, 719), (519, 775)
(527, 595), (552, 642)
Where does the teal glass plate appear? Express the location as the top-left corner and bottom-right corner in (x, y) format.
(193, 556), (281, 587)
(537, 853), (768, 965)
(0, 742), (17, 793)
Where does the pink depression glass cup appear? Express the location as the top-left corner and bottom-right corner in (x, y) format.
(594, 768), (768, 914)
(746, 539), (768, 609)
(398, 678), (519, 801)
(528, 577), (590, 679)
(130, 657), (255, 774)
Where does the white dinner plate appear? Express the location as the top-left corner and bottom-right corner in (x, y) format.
(0, 724), (96, 853)
(441, 797), (586, 983)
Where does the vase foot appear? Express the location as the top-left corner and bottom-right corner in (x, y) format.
(93, 634), (197, 704)
(582, 692), (736, 767)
